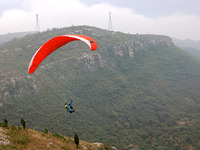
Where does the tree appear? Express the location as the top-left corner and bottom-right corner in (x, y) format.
(74, 133), (79, 148)
(3, 118), (8, 127)
(21, 118), (26, 129)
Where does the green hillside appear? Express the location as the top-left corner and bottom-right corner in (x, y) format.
(1, 26), (200, 149)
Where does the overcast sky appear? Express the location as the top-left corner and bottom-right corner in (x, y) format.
(0, 0), (200, 40)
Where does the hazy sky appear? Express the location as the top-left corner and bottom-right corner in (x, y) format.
(0, 0), (200, 40)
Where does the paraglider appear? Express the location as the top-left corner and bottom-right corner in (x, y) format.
(65, 99), (75, 113)
(28, 34), (97, 74)
(28, 34), (97, 114)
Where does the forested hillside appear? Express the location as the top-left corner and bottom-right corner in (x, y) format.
(1, 26), (200, 150)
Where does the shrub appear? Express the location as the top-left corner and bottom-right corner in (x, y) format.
(44, 128), (48, 134)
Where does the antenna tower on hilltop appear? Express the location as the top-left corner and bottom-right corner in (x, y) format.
(36, 14), (40, 33)
(108, 11), (113, 31)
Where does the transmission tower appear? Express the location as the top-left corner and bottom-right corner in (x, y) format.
(108, 11), (113, 31)
(36, 14), (40, 33)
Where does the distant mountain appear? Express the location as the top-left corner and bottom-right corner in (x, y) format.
(0, 32), (34, 44)
(173, 38), (200, 59)
(180, 47), (200, 59)
(173, 38), (200, 50)
(1, 26), (200, 150)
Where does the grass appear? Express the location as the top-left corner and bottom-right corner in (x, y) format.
(0, 126), (115, 150)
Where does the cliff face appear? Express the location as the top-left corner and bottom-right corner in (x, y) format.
(105, 35), (174, 58)
(0, 76), (38, 104)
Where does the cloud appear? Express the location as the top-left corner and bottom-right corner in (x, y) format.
(113, 12), (200, 40)
(0, 0), (200, 40)
(152, 13), (200, 40)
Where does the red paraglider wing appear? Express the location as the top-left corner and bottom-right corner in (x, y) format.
(28, 34), (97, 74)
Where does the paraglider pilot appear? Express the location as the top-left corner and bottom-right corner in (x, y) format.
(65, 99), (75, 113)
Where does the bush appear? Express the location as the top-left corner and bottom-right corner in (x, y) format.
(52, 133), (66, 141)
(44, 128), (48, 134)
(14, 134), (29, 145)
